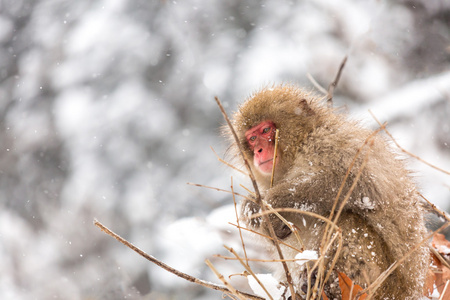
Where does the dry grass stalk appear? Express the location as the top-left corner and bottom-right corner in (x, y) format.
(430, 246), (450, 270)
(270, 129), (280, 188)
(228, 222), (304, 253)
(240, 184), (256, 197)
(214, 96), (262, 201)
(317, 228), (343, 298)
(215, 255), (308, 263)
(439, 280), (450, 300)
(205, 259), (248, 300)
(211, 146), (249, 176)
(231, 177), (249, 265)
(418, 192), (450, 223)
(224, 245), (274, 300)
(187, 182), (252, 202)
(264, 206), (305, 251)
(253, 207), (342, 230)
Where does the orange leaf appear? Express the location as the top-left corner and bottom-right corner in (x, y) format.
(437, 268), (450, 298)
(338, 272), (368, 300)
(444, 268), (450, 281)
(432, 233), (450, 256)
(423, 269), (436, 297)
(431, 251), (442, 268)
(322, 290), (329, 300)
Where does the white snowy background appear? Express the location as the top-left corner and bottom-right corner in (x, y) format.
(0, 0), (449, 299)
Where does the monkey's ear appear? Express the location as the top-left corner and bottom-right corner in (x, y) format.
(294, 99), (315, 117)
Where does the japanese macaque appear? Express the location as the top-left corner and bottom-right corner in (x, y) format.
(226, 85), (428, 299)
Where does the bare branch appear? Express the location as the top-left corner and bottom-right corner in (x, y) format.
(327, 55), (348, 107)
(93, 219), (263, 300)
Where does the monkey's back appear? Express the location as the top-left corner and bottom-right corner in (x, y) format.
(287, 105), (428, 298)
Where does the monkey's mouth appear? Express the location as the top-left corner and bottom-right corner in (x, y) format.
(258, 159), (274, 166)
(257, 159), (275, 174)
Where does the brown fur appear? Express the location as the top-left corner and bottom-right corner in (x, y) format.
(226, 85), (428, 299)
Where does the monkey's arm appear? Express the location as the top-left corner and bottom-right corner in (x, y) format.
(265, 176), (333, 216)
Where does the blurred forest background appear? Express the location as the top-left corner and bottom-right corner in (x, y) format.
(0, 0), (449, 299)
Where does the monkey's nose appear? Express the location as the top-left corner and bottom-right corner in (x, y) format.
(257, 148), (263, 153)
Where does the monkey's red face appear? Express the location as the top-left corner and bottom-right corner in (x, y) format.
(245, 121), (278, 174)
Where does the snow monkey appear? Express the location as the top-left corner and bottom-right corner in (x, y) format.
(225, 85), (428, 299)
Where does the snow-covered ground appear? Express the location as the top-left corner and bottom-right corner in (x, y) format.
(0, 0), (449, 299)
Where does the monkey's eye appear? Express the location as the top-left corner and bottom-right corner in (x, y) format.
(262, 127), (271, 134)
(249, 136), (256, 142)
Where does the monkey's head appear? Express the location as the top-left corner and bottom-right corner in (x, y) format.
(227, 85), (327, 189)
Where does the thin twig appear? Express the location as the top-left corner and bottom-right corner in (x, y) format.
(227, 222), (304, 253)
(418, 192), (450, 223)
(231, 177), (249, 265)
(270, 129), (280, 188)
(319, 229), (343, 298)
(93, 219), (263, 300)
(215, 96), (296, 298)
(205, 259), (247, 300)
(215, 254), (305, 263)
(439, 280), (450, 300)
(269, 209), (305, 251)
(430, 246), (450, 270)
(369, 110), (450, 176)
(187, 182), (251, 201)
(214, 96), (261, 200)
(253, 207), (341, 231)
(240, 184), (256, 197)
(327, 55), (348, 107)
(307, 73), (328, 95)
(225, 246), (274, 300)
(211, 146), (249, 176)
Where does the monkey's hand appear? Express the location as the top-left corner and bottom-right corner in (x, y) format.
(241, 195), (293, 241)
(240, 196), (262, 228)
